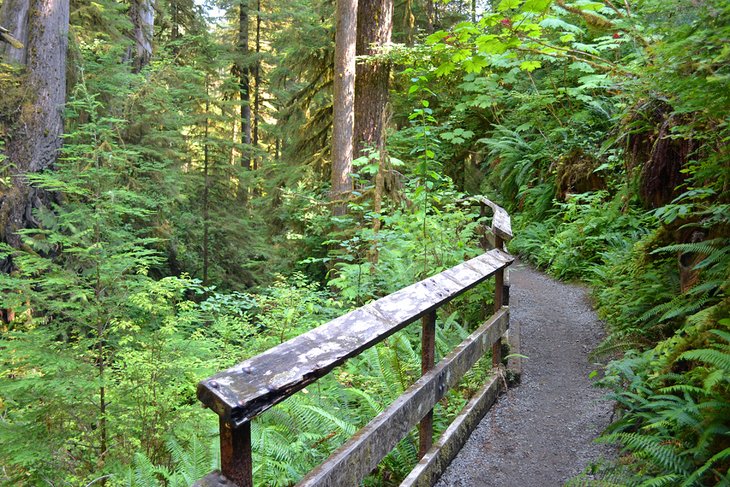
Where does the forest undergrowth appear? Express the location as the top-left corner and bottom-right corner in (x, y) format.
(1, 0), (729, 485)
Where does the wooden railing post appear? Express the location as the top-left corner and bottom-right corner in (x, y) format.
(419, 309), (436, 458)
(220, 418), (252, 487)
(493, 235), (505, 368)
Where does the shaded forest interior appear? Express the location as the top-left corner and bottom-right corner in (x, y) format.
(0, 0), (728, 485)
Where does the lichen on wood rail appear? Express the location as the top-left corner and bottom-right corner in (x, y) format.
(197, 248), (514, 427)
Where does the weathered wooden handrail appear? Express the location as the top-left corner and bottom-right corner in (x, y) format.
(194, 199), (515, 487)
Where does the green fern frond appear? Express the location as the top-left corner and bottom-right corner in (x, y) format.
(702, 369), (728, 390)
(710, 329), (730, 343)
(681, 447), (730, 487)
(658, 384), (707, 396)
(131, 452), (162, 487)
(679, 349), (730, 373)
(300, 404), (357, 436)
(602, 432), (692, 475)
(344, 387), (383, 416)
(651, 239), (728, 258)
(639, 473), (684, 487)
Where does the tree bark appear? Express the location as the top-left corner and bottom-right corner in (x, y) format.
(354, 0), (393, 160)
(238, 0), (251, 164)
(331, 0), (358, 216)
(252, 0), (261, 171)
(425, 0), (434, 33)
(128, 0), (155, 72)
(0, 0), (69, 262)
(403, 0), (415, 46)
(203, 76), (210, 285)
(0, 0), (29, 63)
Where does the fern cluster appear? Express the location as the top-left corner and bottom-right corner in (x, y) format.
(596, 312), (730, 485)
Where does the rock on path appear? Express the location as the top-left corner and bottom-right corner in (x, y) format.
(435, 261), (614, 487)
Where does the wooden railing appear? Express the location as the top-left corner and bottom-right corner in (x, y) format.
(193, 198), (516, 487)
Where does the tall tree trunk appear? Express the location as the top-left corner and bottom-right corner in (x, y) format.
(331, 0), (357, 216)
(354, 0), (393, 160)
(403, 0), (414, 46)
(355, 0), (392, 255)
(0, 0), (69, 265)
(128, 0), (155, 72)
(252, 0), (261, 172)
(203, 77), (210, 285)
(236, 0), (251, 203)
(425, 0), (434, 33)
(0, 0), (29, 63)
(239, 0), (251, 164)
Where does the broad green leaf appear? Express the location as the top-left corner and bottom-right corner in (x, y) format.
(520, 60), (542, 71)
(425, 31), (449, 45)
(540, 17), (583, 33)
(388, 156), (405, 167)
(476, 34), (508, 55)
(560, 33), (576, 42)
(435, 61), (456, 77)
(573, 1), (605, 11)
(498, 0), (521, 12)
(463, 55), (489, 73)
(451, 49), (472, 63)
(523, 0), (552, 12)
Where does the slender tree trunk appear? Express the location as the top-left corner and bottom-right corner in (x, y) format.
(331, 0), (358, 215)
(252, 0), (261, 172)
(236, 0), (251, 203)
(425, 0), (434, 33)
(0, 0), (29, 63)
(403, 0), (414, 46)
(354, 0), (393, 159)
(203, 78), (210, 285)
(128, 0), (155, 72)
(0, 0), (69, 266)
(370, 143), (385, 265)
(230, 115), (238, 166)
(98, 321), (107, 465)
(239, 0), (251, 164)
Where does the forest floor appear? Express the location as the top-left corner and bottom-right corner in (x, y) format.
(436, 261), (615, 486)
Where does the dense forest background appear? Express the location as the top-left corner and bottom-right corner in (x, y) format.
(0, 0), (728, 485)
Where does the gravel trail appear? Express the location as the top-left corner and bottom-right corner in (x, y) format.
(435, 261), (614, 487)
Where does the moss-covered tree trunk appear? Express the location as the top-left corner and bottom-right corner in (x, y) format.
(331, 0), (357, 215)
(354, 0), (393, 159)
(0, 0), (69, 267)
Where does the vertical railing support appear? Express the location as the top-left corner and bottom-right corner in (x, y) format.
(492, 235), (505, 368)
(419, 310), (436, 458)
(220, 418), (253, 487)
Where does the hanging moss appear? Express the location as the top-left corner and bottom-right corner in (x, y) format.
(554, 148), (605, 200)
(624, 99), (696, 209)
(0, 62), (29, 129)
